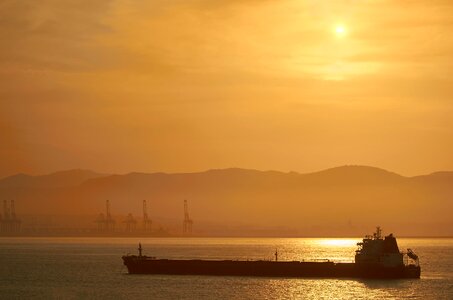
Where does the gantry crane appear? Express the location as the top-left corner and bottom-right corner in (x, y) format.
(183, 199), (193, 235)
(143, 200), (152, 232)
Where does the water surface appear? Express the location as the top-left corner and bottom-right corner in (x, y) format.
(1, 237), (452, 299)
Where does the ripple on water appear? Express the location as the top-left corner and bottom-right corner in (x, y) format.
(0, 237), (452, 299)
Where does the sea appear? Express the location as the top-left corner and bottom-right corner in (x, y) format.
(0, 237), (452, 299)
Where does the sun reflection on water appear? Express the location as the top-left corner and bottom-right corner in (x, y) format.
(318, 239), (358, 247)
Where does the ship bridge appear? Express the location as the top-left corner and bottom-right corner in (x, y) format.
(355, 227), (419, 268)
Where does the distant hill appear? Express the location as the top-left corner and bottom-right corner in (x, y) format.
(1, 166), (452, 236)
(0, 169), (106, 188)
(303, 165), (404, 184)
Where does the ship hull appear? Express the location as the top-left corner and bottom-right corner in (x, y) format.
(122, 257), (420, 279)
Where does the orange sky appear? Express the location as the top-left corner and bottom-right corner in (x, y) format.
(1, 0), (453, 178)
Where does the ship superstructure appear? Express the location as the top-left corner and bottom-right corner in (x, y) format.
(353, 227), (420, 277)
(355, 226), (419, 266)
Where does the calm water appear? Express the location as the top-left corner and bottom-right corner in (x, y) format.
(1, 237), (452, 299)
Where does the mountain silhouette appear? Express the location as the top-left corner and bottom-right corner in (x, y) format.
(0, 165), (451, 236)
(0, 169), (105, 188)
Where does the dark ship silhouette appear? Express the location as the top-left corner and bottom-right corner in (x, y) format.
(122, 227), (420, 279)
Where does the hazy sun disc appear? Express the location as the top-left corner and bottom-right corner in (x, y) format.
(335, 25), (346, 37)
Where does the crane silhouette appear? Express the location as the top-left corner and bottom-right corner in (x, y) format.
(183, 200), (193, 235)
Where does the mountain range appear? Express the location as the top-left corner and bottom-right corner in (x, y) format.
(1, 166), (452, 236)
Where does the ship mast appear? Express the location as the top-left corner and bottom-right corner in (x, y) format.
(374, 226), (382, 239)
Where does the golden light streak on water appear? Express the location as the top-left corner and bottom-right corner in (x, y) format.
(318, 239), (357, 247)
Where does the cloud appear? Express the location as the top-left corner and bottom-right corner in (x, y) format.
(0, 0), (114, 72)
(1, 0), (453, 176)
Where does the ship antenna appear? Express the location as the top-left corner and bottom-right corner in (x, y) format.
(376, 226), (382, 239)
(138, 243), (142, 257)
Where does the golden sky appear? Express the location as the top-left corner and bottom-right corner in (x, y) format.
(1, 0), (453, 177)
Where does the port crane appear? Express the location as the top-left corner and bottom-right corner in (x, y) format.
(183, 200), (193, 235)
(143, 200), (152, 232)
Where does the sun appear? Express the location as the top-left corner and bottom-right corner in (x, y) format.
(334, 25), (347, 37)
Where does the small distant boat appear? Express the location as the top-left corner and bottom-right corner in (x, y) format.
(122, 227), (420, 279)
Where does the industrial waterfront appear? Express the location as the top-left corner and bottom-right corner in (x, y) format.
(0, 199), (194, 237)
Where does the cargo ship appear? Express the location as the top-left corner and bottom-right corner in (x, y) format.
(122, 227), (420, 279)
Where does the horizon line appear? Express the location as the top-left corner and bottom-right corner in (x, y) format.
(2, 164), (453, 180)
